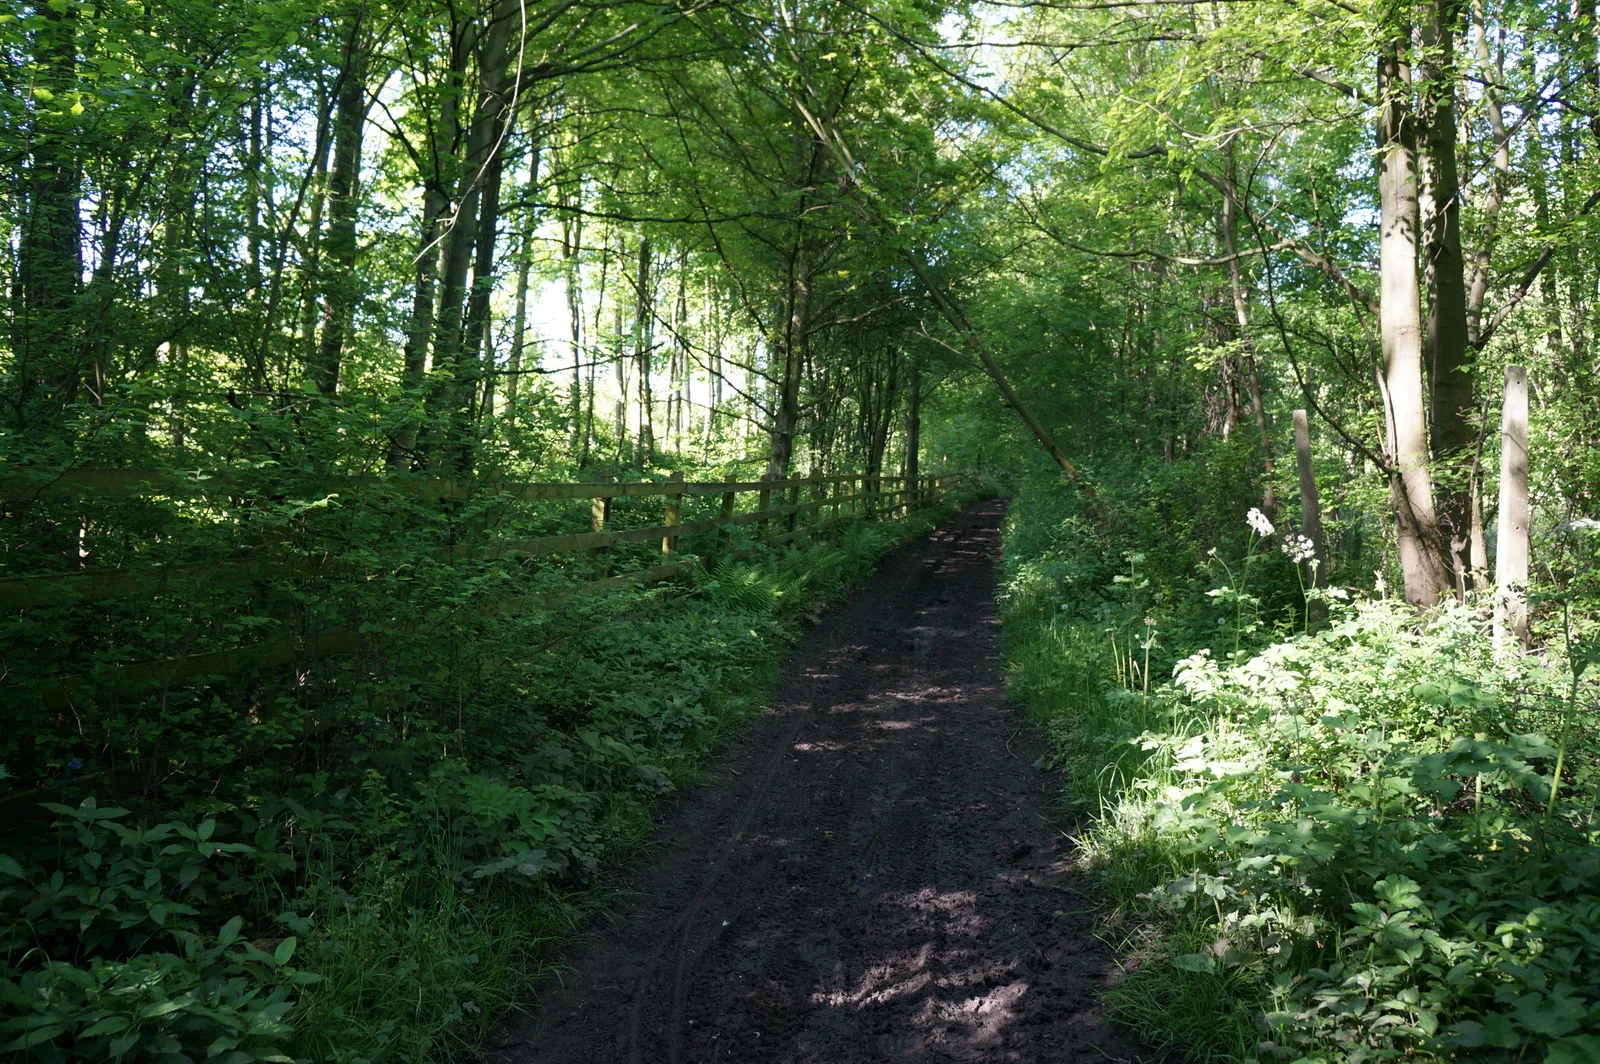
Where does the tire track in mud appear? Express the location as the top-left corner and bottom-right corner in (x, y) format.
(483, 500), (1156, 1063)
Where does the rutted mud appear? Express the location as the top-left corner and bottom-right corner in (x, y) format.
(483, 500), (1153, 1063)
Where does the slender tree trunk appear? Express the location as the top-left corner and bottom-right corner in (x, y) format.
(1221, 180), (1275, 511)
(1419, 0), (1474, 598)
(633, 233), (655, 461)
(313, 10), (368, 397)
(561, 182), (584, 451)
(298, 74), (334, 371)
(766, 240), (810, 479)
(387, 26), (465, 471)
(505, 149), (540, 426)
(13, 2), (84, 433)
(1377, 41), (1452, 607)
(424, 0), (517, 471)
(458, 123), (518, 466)
(672, 257), (688, 451)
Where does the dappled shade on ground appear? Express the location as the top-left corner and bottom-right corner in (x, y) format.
(484, 500), (1152, 1062)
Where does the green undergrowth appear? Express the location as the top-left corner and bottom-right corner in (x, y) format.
(0, 500), (962, 1063)
(1000, 468), (1600, 1063)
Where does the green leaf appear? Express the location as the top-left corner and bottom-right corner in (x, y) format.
(218, 915), (244, 947)
(79, 1016), (131, 1038)
(4, 1024), (67, 1050)
(1169, 953), (1217, 974)
(273, 936), (297, 966)
(139, 998), (188, 1020)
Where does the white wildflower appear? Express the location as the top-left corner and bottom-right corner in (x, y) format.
(1246, 507), (1275, 538)
(1280, 534), (1316, 564)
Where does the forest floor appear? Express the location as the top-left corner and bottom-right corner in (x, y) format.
(480, 500), (1158, 1064)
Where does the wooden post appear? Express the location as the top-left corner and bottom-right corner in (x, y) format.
(905, 357), (921, 516)
(1292, 410), (1327, 587)
(1293, 410), (1328, 628)
(662, 470), (682, 556)
(590, 472), (611, 532)
(718, 488), (736, 557)
(590, 472), (613, 576)
(785, 480), (800, 534)
(808, 476), (823, 541)
(757, 476), (772, 535)
(1494, 365), (1530, 653)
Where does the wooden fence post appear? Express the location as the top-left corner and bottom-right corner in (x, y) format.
(757, 476), (772, 535)
(786, 480), (800, 534)
(1292, 410), (1328, 626)
(662, 470), (683, 557)
(808, 477), (823, 542)
(1292, 411), (1325, 566)
(1494, 366), (1530, 653)
(591, 472), (611, 532)
(719, 488), (736, 555)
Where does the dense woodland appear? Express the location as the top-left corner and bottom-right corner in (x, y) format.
(3, 0), (1599, 1059)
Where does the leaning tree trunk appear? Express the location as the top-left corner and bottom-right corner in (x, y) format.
(1377, 41), (1452, 608)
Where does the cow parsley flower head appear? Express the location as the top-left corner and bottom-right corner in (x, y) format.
(1281, 534), (1316, 564)
(1246, 507), (1275, 538)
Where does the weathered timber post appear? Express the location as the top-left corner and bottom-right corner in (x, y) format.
(1293, 410), (1329, 627)
(715, 488), (737, 560)
(590, 472), (611, 532)
(1494, 365), (1530, 653)
(785, 480), (800, 534)
(591, 472), (612, 577)
(662, 470), (683, 557)
(808, 476), (823, 542)
(757, 476), (772, 536)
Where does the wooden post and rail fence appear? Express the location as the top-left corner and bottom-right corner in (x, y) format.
(1, 468), (965, 710)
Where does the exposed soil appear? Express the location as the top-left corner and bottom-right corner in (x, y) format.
(484, 500), (1154, 1063)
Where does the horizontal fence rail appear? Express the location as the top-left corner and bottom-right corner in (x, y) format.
(3, 469), (965, 710)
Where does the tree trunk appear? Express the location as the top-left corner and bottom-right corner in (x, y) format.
(505, 148), (540, 426)
(459, 123), (516, 464)
(387, 24), (466, 471)
(561, 180), (584, 451)
(766, 240), (810, 480)
(633, 234), (655, 461)
(12, 2), (84, 433)
(313, 11), (368, 397)
(424, 0), (517, 470)
(1221, 149), (1275, 512)
(1419, 0), (1475, 598)
(1377, 42), (1452, 608)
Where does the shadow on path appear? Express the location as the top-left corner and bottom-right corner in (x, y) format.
(484, 500), (1156, 1063)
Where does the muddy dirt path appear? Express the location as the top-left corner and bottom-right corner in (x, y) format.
(485, 500), (1152, 1063)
